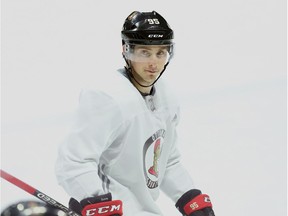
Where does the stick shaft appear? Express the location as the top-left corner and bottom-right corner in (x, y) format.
(0, 169), (80, 216)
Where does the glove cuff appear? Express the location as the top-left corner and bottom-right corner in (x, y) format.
(183, 194), (212, 215)
(175, 189), (213, 216)
(81, 200), (123, 216)
(69, 193), (123, 216)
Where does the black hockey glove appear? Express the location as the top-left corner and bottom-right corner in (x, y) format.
(69, 193), (123, 216)
(175, 189), (215, 216)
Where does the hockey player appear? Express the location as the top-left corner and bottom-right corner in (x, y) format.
(55, 10), (215, 216)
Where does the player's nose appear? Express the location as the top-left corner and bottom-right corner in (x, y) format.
(147, 55), (159, 68)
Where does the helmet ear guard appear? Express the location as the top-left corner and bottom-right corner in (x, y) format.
(122, 43), (134, 54)
(122, 43), (134, 62)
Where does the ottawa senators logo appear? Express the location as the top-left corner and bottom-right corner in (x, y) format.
(143, 129), (165, 189)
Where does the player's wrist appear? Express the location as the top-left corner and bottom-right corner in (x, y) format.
(175, 189), (215, 216)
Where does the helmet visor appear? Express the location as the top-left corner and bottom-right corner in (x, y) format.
(124, 44), (173, 64)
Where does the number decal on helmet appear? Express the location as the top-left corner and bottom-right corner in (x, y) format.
(147, 18), (160, 24)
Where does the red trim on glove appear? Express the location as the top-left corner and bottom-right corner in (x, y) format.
(183, 194), (212, 215)
(81, 200), (123, 216)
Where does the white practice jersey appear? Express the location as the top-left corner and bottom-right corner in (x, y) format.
(55, 68), (195, 215)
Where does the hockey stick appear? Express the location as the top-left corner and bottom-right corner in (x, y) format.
(0, 169), (81, 216)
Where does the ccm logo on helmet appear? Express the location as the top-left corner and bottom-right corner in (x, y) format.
(148, 34), (163, 38)
(85, 204), (121, 215)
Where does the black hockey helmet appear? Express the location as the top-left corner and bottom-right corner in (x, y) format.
(121, 11), (174, 46)
(1, 200), (67, 216)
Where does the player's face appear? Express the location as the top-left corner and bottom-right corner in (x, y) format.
(129, 45), (170, 86)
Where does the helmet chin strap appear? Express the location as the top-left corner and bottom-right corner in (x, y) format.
(122, 54), (169, 88)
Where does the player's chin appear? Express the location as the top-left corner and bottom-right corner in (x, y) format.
(144, 76), (158, 84)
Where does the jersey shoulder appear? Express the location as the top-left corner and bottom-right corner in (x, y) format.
(80, 69), (145, 119)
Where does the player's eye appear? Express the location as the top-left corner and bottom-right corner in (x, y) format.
(157, 50), (167, 58)
(139, 50), (151, 57)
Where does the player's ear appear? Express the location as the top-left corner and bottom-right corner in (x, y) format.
(122, 44), (126, 55)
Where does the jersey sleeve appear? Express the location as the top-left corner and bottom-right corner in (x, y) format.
(55, 89), (124, 201)
(160, 107), (196, 203)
